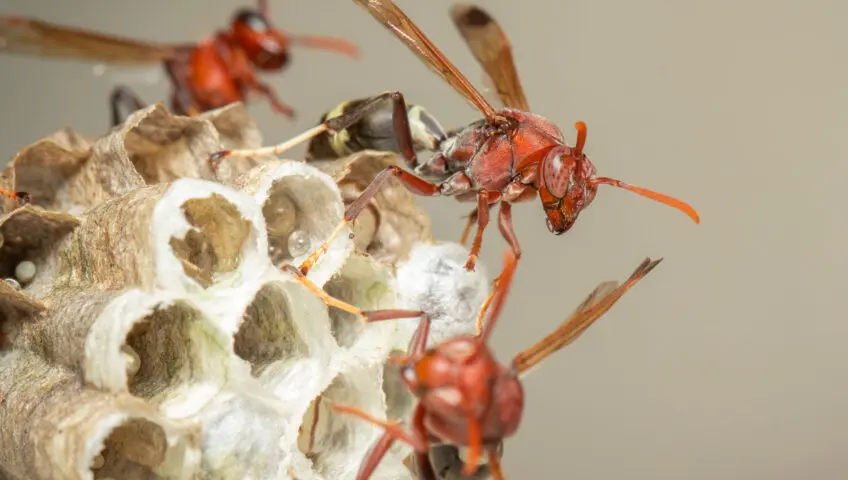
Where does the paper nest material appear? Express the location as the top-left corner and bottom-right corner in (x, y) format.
(0, 102), (493, 480)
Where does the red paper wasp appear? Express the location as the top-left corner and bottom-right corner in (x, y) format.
(0, 0), (360, 126)
(209, 0), (699, 275)
(330, 249), (662, 480)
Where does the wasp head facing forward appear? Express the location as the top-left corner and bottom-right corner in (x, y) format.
(395, 337), (525, 443)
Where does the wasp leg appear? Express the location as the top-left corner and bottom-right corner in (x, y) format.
(249, 79), (296, 118)
(281, 264), (422, 322)
(109, 86), (146, 127)
(464, 190), (502, 271)
(330, 403), (433, 480)
(497, 202), (521, 262)
(297, 164), (442, 275)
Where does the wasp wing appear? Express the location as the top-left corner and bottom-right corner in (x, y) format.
(450, 4), (530, 112)
(351, 0), (499, 122)
(0, 16), (179, 65)
(512, 258), (663, 376)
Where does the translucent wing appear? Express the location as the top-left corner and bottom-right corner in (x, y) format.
(351, 0), (499, 123)
(450, 4), (530, 112)
(480, 72), (503, 108)
(512, 258), (663, 376)
(0, 16), (179, 65)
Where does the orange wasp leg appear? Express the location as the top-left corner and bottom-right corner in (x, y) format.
(248, 79), (295, 118)
(487, 445), (505, 480)
(280, 264), (422, 323)
(463, 191), (496, 271)
(330, 402), (436, 480)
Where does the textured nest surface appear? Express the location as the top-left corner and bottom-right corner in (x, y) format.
(0, 102), (493, 480)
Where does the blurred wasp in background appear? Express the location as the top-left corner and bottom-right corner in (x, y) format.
(0, 0), (360, 126)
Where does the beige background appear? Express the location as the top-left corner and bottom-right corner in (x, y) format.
(2, 0), (847, 479)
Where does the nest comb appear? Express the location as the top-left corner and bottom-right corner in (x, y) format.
(0, 102), (494, 480)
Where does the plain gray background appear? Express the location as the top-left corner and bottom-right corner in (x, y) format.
(2, 1), (847, 479)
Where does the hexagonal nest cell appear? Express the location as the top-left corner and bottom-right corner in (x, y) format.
(89, 418), (168, 480)
(234, 281), (309, 376)
(0, 207), (79, 296)
(125, 302), (212, 400)
(0, 103), (451, 480)
(323, 259), (397, 349)
(169, 194), (252, 288)
(382, 353), (415, 421)
(260, 172), (344, 268)
(296, 365), (396, 478)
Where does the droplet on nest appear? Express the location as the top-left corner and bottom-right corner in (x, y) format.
(264, 194), (297, 238)
(121, 345), (141, 376)
(4, 278), (21, 290)
(287, 230), (311, 258)
(14, 261), (36, 284)
(91, 453), (105, 470)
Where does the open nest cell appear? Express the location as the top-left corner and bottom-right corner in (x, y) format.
(0, 103), (443, 480)
(169, 193), (252, 288)
(260, 172), (344, 269)
(234, 281), (309, 377)
(381, 351), (415, 421)
(89, 418), (168, 480)
(124, 302), (216, 401)
(323, 256), (397, 350)
(295, 365), (392, 478)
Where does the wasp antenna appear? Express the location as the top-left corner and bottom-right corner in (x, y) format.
(591, 177), (701, 224)
(574, 121), (587, 156)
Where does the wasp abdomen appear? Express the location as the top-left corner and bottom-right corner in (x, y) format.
(305, 96), (448, 161)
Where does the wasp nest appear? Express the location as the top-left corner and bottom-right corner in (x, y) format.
(0, 103), (491, 480)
